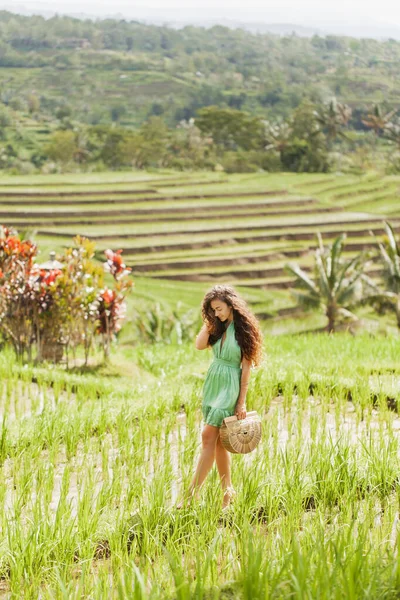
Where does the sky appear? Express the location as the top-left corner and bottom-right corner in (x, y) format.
(3, 0), (400, 29)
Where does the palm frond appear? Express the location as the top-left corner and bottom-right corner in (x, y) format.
(378, 241), (397, 275)
(285, 262), (318, 295)
(314, 251), (332, 300)
(291, 290), (321, 310)
(327, 234), (345, 287)
(384, 221), (399, 256)
(333, 253), (365, 296)
(360, 273), (385, 297)
(335, 258), (370, 304)
(337, 307), (358, 321)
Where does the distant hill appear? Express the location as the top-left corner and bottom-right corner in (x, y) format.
(161, 18), (400, 41)
(154, 19), (322, 37)
(0, 9), (400, 133)
(4, 4), (400, 40)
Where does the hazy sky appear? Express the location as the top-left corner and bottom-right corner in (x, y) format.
(4, 0), (400, 28)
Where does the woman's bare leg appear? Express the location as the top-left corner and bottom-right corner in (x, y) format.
(215, 434), (234, 508)
(177, 425), (220, 506)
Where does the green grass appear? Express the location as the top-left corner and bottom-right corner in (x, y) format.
(2, 172), (400, 584)
(1, 333), (400, 596)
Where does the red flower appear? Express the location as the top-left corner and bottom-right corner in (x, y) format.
(20, 241), (35, 257)
(6, 237), (21, 253)
(101, 288), (115, 304)
(40, 269), (62, 286)
(104, 249), (130, 277)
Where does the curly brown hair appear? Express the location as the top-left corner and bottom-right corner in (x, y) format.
(201, 285), (263, 366)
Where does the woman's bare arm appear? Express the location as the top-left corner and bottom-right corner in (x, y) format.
(195, 324), (210, 350)
(235, 357), (251, 419)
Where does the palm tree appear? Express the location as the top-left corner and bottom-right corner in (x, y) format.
(314, 98), (352, 144)
(382, 120), (400, 150)
(362, 105), (397, 136)
(372, 222), (400, 328)
(285, 233), (374, 333)
(263, 119), (293, 153)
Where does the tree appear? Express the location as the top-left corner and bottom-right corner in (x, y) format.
(280, 101), (330, 172)
(170, 118), (213, 169)
(44, 130), (77, 166)
(362, 105), (397, 136)
(27, 94), (40, 114)
(371, 222), (400, 328)
(314, 98), (352, 145)
(110, 105), (127, 123)
(55, 105), (72, 120)
(195, 106), (263, 151)
(0, 107), (10, 140)
(97, 129), (126, 168)
(382, 120), (400, 150)
(134, 117), (170, 168)
(285, 233), (374, 332)
(263, 119), (292, 153)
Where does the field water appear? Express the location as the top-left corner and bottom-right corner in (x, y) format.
(0, 335), (400, 598)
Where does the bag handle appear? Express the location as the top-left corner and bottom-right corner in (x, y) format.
(223, 411), (258, 425)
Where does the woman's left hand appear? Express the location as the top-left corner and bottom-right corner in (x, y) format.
(235, 403), (246, 420)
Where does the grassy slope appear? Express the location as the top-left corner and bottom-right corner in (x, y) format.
(1, 169), (400, 331)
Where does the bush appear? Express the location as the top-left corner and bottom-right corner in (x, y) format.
(221, 151), (260, 173)
(0, 228), (133, 364)
(133, 302), (200, 344)
(281, 138), (329, 173)
(258, 150), (282, 172)
(327, 151), (354, 173)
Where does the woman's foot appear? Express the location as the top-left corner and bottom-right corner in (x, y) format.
(222, 486), (236, 510)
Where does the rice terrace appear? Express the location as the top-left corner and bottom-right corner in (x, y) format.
(1, 168), (400, 598)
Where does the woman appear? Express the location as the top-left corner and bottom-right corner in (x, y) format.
(180, 285), (263, 510)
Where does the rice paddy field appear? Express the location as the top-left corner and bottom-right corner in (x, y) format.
(2, 170), (400, 597)
(1, 168), (400, 329)
(1, 335), (400, 598)
(1, 172), (399, 288)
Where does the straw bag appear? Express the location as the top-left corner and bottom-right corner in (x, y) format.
(220, 411), (262, 454)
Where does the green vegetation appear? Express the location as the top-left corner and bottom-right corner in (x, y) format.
(2, 12), (400, 590)
(286, 233), (376, 332)
(1, 12), (400, 173)
(0, 334), (400, 596)
(1, 171), (399, 328)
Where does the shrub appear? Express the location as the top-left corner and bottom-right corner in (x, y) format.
(0, 228), (133, 364)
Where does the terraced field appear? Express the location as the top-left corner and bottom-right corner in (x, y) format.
(2, 171), (399, 313)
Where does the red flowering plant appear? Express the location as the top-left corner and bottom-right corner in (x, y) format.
(0, 226), (39, 360)
(33, 266), (65, 362)
(0, 227), (133, 364)
(60, 236), (104, 367)
(97, 249), (133, 360)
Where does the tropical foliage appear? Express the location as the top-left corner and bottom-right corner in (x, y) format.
(285, 233), (375, 332)
(0, 227), (133, 363)
(368, 222), (400, 328)
(133, 302), (200, 345)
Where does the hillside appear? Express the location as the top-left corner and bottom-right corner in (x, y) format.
(0, 10), (400, 130)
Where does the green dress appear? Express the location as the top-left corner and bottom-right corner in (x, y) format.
(202, 321), (242, 428)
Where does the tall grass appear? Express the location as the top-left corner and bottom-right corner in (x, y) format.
(0, 333), (399, 596)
